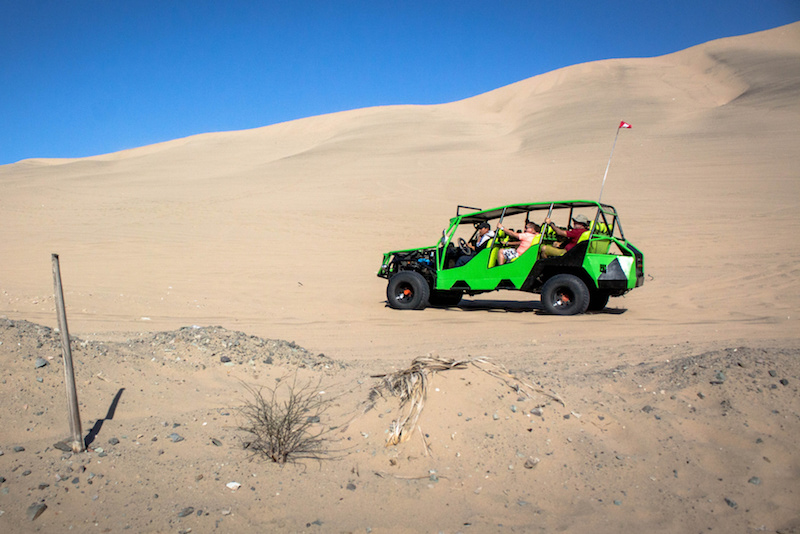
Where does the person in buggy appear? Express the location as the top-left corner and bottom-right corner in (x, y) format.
(454, 222), (495, 267)
(496, 221), (541, 265)
(540, 213), (591, 257)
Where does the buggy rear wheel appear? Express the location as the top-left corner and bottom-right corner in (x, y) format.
(386, 271), (430, 310)
(541, 274), (590, 315)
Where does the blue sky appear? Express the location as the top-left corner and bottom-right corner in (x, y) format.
(1, 1), (798, 165)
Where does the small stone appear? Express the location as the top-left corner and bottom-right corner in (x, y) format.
(306, 415), (320, 423)
(510, 405), (517, 413)
(748, 476), (761, 485)
(779, 379), (789, 386)
(226, 482), (241, 491)
(34, 357), (48, 369)
(724, 497), (737, 508)
(169, 433), (184, 443)
(26, 503), (47, 521)
(768, 370), (777, 377)
(614, 500), (622, 506)
(530, 407), (543, 417)
(13, 446), (25, 453)
(53, 441), (71, 452)
(524, 457), (540, 469)
(697, 392), (705, 399)
(211, 438), (222, 447)
(178, 507), (194, 517)
(220, 356), (231, 363)
(346, 482), (356, 491)
(195, 474), (204, 481)
(108, 437), (120, 445)
(492, 413), (499, 420)
(641, 405), (653, 413)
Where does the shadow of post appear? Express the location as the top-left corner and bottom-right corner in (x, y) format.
(84, 388), (125, 448)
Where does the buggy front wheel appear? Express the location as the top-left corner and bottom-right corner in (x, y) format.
(386, 271), (430, 310)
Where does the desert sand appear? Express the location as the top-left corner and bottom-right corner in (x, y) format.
(1, 22), (799, 533)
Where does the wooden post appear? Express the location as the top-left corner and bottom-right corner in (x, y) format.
(52, 254), (85, 453)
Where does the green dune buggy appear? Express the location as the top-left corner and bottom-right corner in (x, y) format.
(377, 200), (644, 315)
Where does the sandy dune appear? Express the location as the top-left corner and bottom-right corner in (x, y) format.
(1, 22), (799, 533)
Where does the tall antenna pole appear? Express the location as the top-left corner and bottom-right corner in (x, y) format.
(599, 121), (631, 203)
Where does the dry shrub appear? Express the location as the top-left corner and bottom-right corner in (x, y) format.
(237, 375), (331, 463)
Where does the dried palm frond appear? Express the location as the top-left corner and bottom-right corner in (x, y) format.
(371, 355), (563, 448)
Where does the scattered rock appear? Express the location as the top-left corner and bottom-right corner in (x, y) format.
(108, 437), (120, 445)
(13, 446), (25, 453)
(724, 497), (737, 509)
(211, 438), (222, 447)
(748, 476), (762, 485)
(226, 482), (241, 491)
(169, 433), (184, 443)
(178, 507), (194, 517)
(524, 457), (540, 469)
(26, 503), (47, 521)
(779, 379), (789, 386)
(53, 441), (72, 452)
(34, 357), (48, 368)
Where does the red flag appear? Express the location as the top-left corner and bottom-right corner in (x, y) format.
(619, 121), (632, 129)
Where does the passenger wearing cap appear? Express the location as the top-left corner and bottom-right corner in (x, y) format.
(540, 214), (591, 258)
(454, 222), (495, 267)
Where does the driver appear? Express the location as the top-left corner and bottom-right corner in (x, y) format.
(454, 222), (495, 267)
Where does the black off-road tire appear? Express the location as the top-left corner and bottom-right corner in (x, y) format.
(541, 274), (590, 315)
(428, 289), (463, 307)
(588, 289), (610, 311)
(386, 271), (430, 310)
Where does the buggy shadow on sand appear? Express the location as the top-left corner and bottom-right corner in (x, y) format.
(378, 200), (643, 316)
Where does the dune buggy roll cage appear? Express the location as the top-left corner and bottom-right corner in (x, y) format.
(446, 200), (625, 253)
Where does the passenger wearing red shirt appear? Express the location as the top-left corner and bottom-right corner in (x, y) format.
(541, 214), (591, 257)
